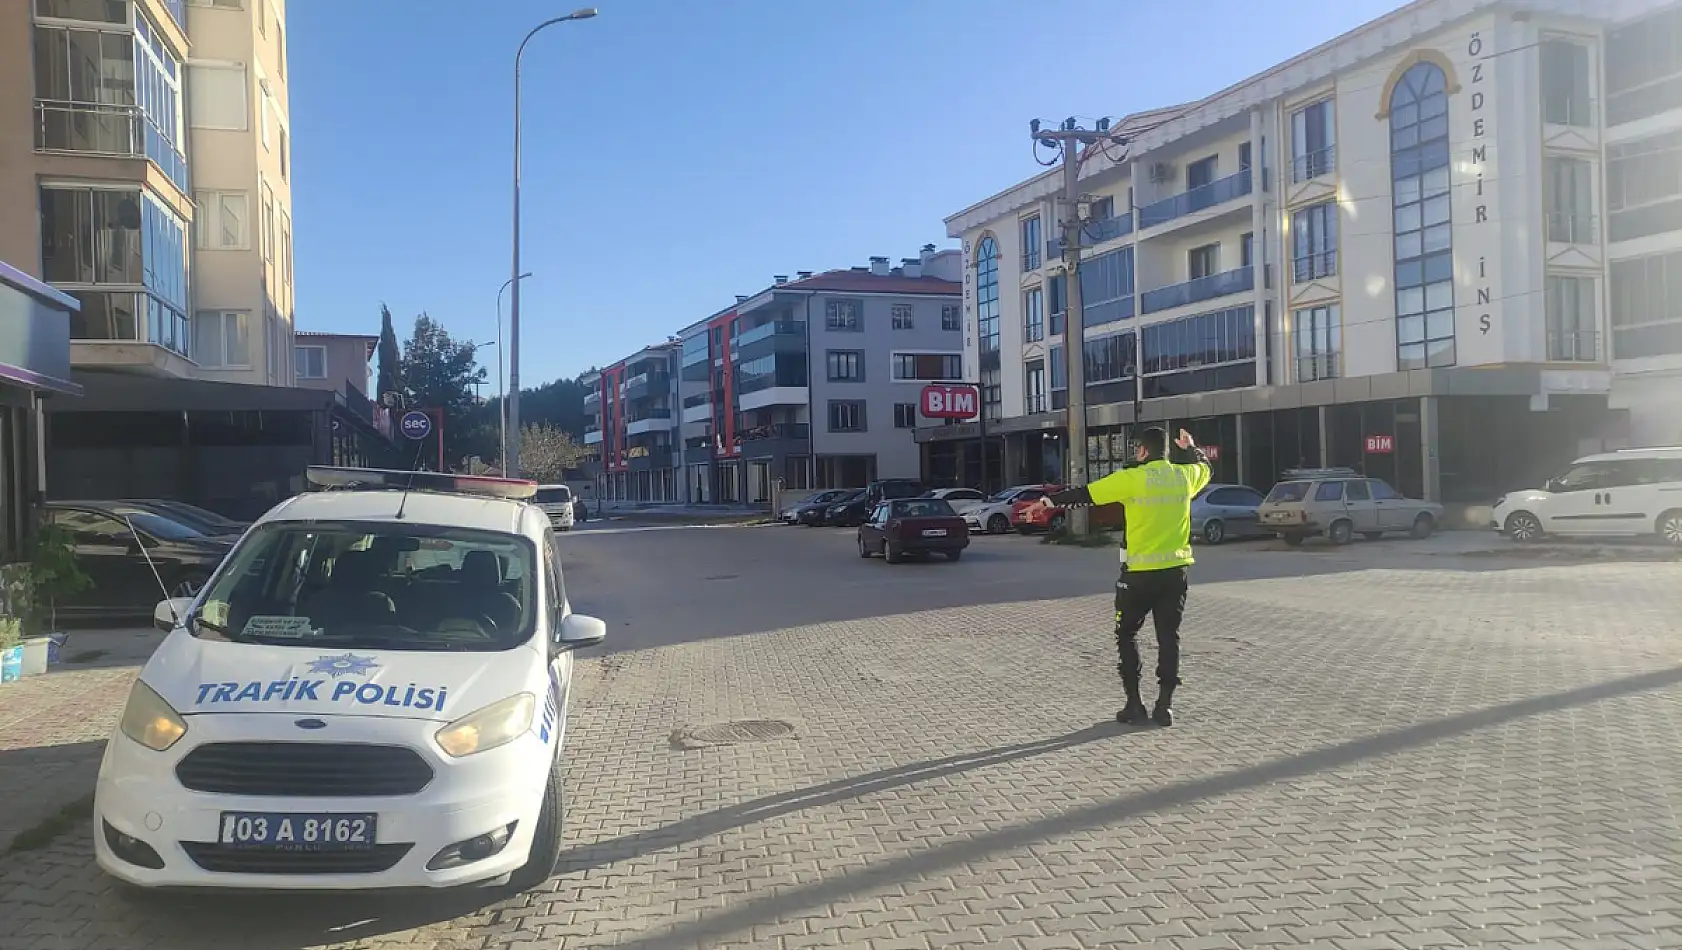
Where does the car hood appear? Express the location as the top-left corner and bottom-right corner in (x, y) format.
(144, 631), (541, 724)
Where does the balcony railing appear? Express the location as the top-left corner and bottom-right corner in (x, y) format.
(1291, 145), (1337, 184)
(1141, 266), (1255, 314)
(1547, 329), (1600, 362)
(1292, 250), (1338, 284)
(34, 100), (189, 194)
(626, 408), (674, 423)
(1609, 76), (1682, 127)
(1138, 168), (1253, 229)
(67, 289), (190, 359)
(1546, 212), (1598, 245)
(1542, 95), (1596, 128)
(736, 422), (810, 443)
(735, 319), (805, 348)
(681, 345), (711, 367)
(1024, 393), (1048, 414)
(681, 392), (710, 409)
(1024, 322), (1045, 343)
(1295, 352), (1340, 382)
(162, 0), (187, 28)
(583, 389), (601, 405)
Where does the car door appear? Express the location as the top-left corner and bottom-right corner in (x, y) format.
(1628, 459), (1682, 533)
(1539, 461), (1618, 536)
(1365, 479), (1409, 530)
(47, 508), (146, 611)
(1591, 460), (1649, 536)
(1310, 479), (1349, 528)
(861, 503), (890, 552)
(1341, 479), (1381, 532)
(543, 530), (572, 736)
(1210, 487), (1266, 536)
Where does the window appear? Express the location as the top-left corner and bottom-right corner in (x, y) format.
(1080, 247), (1134, 327)
(1607, 8), (1682, 124)
(1238, 142), (1252, 170)
(295, 344), (327, 379)
(891, 353), (963, 381)
(1208, 487), (1264, 507)
(260, 181), (275, 262)
(257, 0), (266, 35)
(259, 85), (272, 150)
(1545, 275), (1598, 361)
(280, 210), (293, 289)
(1187, 155), (1218, 190)
(825, 350), (864, 381)
(1024, 360), (1046, 414)
(1608, 130), (1682, 241)
(1021, 215), (1042, 271)
(48, 509), (131, 548)
(975, 237), (999, 356)
(1610, 249), (1682, 358)
(941, 304), (961, 331)
(827, 400), (865, 432)
(1314, 481), (1346, 502)
(1545, 156), (1594, 243)
(1291, 99), (1337, 182)
(1088, 196), (1114, 223)
(40, 187), (143, 285)
(1241, 232), (1254, 269)
(187, 63), (248, 130)
(1344, 480), (1372, 502)
(194, 191), (249, 249)
(1047, 274), (1066, 335)
(1369, 480), (1402, 500)
(1389, 62), (1456, 371)
(1188, 244), (1219, 280)
(891, 303), (914, 330)
(1141, 306), (1256, 376)
(275, 22), (286, 79)
(1023, 287), (1045, 342)
(893, 403), (918, 428)
(1294, 305), (1341, 381)
(279, 126), (289, 180)
(1084, 332), (1137, 384)
(1049, 345), (1066, 389)
(194, 310), (251, 367)
(1291, 202), (1338, 282)
(1540, 39), (1593, 126)
(824, 298), (861, 331)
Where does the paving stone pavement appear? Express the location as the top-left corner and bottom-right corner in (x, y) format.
(1, 526), (1679, 950)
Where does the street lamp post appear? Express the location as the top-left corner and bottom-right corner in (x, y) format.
(496, 273), (532, 470)
(508, 7), (597, 481)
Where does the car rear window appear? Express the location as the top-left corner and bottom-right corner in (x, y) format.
(1265, 482), (1311, 503)
(893, 499), (955, 518)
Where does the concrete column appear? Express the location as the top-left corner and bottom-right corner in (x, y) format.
(1317, 405), (1330, 467)
(1421, 395), (1442, 502)
(1234, 412), (1247, 484)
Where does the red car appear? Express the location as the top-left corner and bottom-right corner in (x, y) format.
(857, 498), (970, 563)
(1016, 493), (1125, 534)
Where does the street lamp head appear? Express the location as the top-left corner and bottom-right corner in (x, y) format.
(566, 7), (598, 19)
(518, 271), (534, 279)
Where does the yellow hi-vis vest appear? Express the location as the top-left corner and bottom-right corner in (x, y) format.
(1088, 457), (1211, 571)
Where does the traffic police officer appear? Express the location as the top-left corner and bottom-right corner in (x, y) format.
(1040, 427), (1210, 726)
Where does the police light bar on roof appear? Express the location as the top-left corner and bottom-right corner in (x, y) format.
(305, 466), (539, 501)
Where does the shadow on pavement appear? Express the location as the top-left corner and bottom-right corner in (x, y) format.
(608, 664), (1682, 950)
(0, 740), (104, 852)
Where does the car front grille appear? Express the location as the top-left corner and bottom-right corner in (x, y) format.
(182, 842), (412, 874)
(175, 742), (433, 797)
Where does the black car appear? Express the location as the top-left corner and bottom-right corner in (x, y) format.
(118, 498), (248, 539)
(824, 492), (878, 528)
(786, 489), (855, 525)
(45, 501), (236, 618)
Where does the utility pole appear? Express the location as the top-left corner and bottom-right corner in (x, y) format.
(1031, 117), (1124, 535)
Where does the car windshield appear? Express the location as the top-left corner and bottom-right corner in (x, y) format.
(533, 487), (571, 504)
(988, 489), (1021, 502)
(193, 520), (538, 652)
(1265, 482), (1312, 503)
(103, 507), (212, 542)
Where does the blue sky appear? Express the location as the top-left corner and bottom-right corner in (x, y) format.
(290, 0), (1398, 388)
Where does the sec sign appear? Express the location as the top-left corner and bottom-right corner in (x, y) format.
(920, 384), (979, 420)
(399, 410), (433, 441)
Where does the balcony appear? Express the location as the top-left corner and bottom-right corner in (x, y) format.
(1046, 212), (1135, 258)
(1138, 168), (1253, 230)
(623, 446), (672, 470)
(583, 389), (601, 407)
(622, 372), (670, 401)
(733, 320), (807, 362)
(66, 289), (193, 377)
(1141, 266), (1255, 315)
(625, 409), (674, 436)
(681, 394), (711, 425)
(34, 100), (189, 195)
(1292, 250), (1338, 284)
(1291, 145), (1337, 184)
(733, 422), (811, 457)
(1546, 212), (1598, 245)
(1547, 329), (1600, 362)
(1024, 394), (1049, 415)
(583, 426), (602, 445)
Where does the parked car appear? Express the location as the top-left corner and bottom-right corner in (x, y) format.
(921, 487), (989, 516)
(822, 491), (878, 528)
(1257, 469), (1441, 545)
(1190, 483), (1269, 544)
(801, 489), (863, 526)
(1492, 446), (1682, 546)
(965, 485), (1058, 535)
(1016, 496), (1125, 534)
(44, 501), (237, 617)
(782, 489), (855, 525)
(119, 500), (248, 539)
(857, 498), (970, 563)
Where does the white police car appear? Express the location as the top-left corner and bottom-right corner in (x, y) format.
(94, 467), (607, 891)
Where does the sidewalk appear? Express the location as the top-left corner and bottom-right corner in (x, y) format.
(0, 627), (161, 852)
(1250, 528), (1681, 562)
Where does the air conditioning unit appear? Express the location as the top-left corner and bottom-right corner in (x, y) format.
(1149, 162), (1176, 184)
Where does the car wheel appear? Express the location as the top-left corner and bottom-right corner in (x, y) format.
(1202, 520), (1225, 545)
(1410, 513), (1436, 539)
(171, 574), (208, 599)
(945, 549), (963, 562)
(884, 542), (904, 564)
(1281, 534), (1305, 547)
(509, 754), (564, 891)
(1049, 513), (1067, 533)
(1329, 520), (1354, 545)
(1504, 511), (1544, 542)
(858, 537), (871, 558)
(1658, 509), (1682, 548)
(987, 514), (1009, 535)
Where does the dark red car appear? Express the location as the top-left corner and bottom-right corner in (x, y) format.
(857, 498), (970, 563)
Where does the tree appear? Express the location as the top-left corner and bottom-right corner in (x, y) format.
(517, 423), (588, 483)
(376, 304), (402, 402)
(400, 313), (486, 467)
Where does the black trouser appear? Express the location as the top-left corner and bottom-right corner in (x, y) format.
(1113, 565), (1189, 692)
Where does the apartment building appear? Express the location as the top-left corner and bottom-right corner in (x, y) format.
(931, 0), (1676, 512)
(581, 247), (963, 505)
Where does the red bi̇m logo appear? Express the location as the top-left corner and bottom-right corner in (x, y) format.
(920, 384), (979, 420)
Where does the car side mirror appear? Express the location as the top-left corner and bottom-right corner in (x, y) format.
(1543, 478), (1561, 493)
(554, 613), (607, 652)
(153, 597), (192, 632)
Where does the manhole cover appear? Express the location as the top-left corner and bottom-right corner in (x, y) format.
(671, 719), (796, 749)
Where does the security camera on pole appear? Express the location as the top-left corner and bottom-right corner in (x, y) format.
(1030, 116), (1128, 536)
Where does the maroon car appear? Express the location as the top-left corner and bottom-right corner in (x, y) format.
(857, 498), (970, 563)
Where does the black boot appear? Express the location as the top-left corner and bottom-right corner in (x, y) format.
(1117, 680), (1149, 725)
(1152, 689), (1174, 727)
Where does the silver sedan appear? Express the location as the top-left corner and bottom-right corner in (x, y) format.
(1190, 484), (1268, 544)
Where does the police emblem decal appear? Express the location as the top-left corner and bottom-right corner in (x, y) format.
(307, 653), (379, 678)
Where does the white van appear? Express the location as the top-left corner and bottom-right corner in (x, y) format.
(1491, 446), (1682, 546)
(533, 484), (576, 531)
(94, 467), (607, 891)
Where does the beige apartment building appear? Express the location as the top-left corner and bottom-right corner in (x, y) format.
(0, 0), (293, 384)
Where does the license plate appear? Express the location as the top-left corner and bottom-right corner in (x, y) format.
(218, 812), (377, 851)
(1267, 512), (1291, 522)
(922, 528), (948, 537)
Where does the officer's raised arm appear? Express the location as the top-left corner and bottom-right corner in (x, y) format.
(1168, 429), (1212, 494)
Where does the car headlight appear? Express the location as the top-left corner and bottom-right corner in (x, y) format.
(435, 693), (536, 757)
(119, 680), (187, 752)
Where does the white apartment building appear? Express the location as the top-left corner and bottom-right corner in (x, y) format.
(928, 0), (1679, 515)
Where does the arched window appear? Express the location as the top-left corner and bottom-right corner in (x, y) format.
(1389, 61), (1456, 370)
(974, 236), (1001, 418)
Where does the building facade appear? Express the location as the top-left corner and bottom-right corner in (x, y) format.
(929, 0), (1678, 514)
(581, 247), (963, 505)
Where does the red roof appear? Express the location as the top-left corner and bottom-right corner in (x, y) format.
(782, 269), (959, 296)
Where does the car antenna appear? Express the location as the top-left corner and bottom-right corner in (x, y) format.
(120, 513), (183, 627)
(393, 442), (427, 521)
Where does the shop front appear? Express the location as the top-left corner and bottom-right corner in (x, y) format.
(0, 262), (81, 561)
